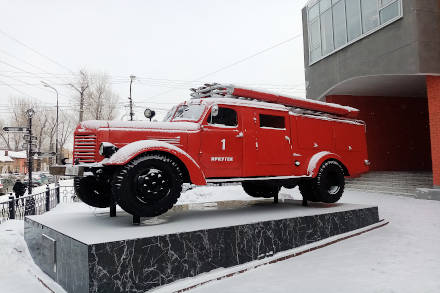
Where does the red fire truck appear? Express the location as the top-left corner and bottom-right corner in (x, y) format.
(52, 84), (369, 217)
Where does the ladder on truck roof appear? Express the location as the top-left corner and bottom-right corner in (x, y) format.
(190, 83), (359, 119)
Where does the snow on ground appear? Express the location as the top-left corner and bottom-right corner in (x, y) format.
(0, 220), (66, 293)
(187, 189), (440, 293)
(1, 186), (440, 293)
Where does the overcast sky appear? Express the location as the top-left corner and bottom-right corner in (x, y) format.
(0, 0), (308, 119)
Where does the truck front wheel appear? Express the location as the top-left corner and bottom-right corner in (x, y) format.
(112, 154), (183, 217)
(74, 176), (112, 208)
(241, 181), (280, 198)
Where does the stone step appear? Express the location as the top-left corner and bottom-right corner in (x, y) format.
(351, 172), (432, 180)
(344, 171), (434, 197)
(347, 174), (433, 180)
(345, 185), (418, 195)
(346, 183), (417, 191)
(345, 181), (432, 188)
(345, 178), (432, 185)
(346, 187), (416, 197)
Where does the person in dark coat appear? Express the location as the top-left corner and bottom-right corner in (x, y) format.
(13, 179), (26, 199)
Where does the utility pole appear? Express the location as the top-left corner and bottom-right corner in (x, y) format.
(69, 71), (89, 123)
(129, 75), (136, 121)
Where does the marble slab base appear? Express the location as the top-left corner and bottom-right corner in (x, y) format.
(24, 199), (379, 293)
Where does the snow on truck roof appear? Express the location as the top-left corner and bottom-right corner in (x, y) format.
(190, 83), (359, 118)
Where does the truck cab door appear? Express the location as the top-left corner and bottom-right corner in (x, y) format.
(249, 111), (294, 176)
(199, 106), (243, 178)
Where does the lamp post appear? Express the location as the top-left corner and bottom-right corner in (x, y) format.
(129, 75), (136, 121)
(25, 108), (35, 195)
(41, 81), (59, 165)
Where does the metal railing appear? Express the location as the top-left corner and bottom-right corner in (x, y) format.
(0, 184), (76, 223)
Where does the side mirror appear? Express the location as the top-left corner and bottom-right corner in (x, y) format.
(211, 104), (219, 117)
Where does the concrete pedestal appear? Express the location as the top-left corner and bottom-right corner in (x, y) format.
(24, 199), (379, 293)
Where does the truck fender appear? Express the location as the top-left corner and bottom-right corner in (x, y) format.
(306, 151), (344, 177)
(103, 140), (206, 185)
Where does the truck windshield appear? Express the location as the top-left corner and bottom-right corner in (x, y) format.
(172, 104), (206, 122)
(163, 106), (177, 122)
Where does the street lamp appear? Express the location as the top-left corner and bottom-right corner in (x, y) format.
(41, 81), (59, 165)
(129, 75), (136, 121)
(25, 108), (35, 195)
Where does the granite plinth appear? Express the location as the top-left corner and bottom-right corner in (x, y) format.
(24, 199), (379, 293)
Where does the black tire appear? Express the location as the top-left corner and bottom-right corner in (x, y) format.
(241, 181), (281, 198)
(298, 180), (320, 202)
(74, 176), (112, 208)
(299, 160), (345, 203)
(112, 154), (183, 217)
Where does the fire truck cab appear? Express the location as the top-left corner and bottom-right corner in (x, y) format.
(51, 84), (369, 217)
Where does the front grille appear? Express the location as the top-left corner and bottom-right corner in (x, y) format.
(74, 134), (97, 163)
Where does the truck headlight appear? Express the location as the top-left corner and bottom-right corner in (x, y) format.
(99, 142), (118, 158)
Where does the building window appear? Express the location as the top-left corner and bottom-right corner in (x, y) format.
(361, 0), (379, 33)
(346, 0), (362, 41)
(332, 0), (347, 48)
(307, 0), (402, 65)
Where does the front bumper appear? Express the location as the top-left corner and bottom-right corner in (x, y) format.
(49, 163), (103, 177)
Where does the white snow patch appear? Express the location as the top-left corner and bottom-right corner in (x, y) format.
(200, 97), (288, 111)
(0, 220), (66, 293)
(104, 139), (200, 167)
(79, 120), (199, 131)
(307, 151), (332, 176)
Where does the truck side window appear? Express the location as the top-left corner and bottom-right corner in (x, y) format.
(209, 107), (238, 127)
(259, 114), (285, 129)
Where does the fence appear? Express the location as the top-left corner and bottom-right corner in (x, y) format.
(0, 184), (76, 223)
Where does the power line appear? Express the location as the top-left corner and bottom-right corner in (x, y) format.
(0, 79), (37, 99)
(0, 28), (75, 74)
(0, 48), (74, 85)
(0, 59), (70, 98)
(145, 33), (303, 100)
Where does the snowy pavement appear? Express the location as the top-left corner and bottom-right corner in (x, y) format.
(1, 186), (440, 293)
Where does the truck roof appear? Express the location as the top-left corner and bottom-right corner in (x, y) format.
(190, 83), (359, 118)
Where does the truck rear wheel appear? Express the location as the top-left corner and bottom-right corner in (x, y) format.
(299, 160), (345, 203)
(74, 176), (112, 208)
(241, 181), (280, 198)
(111, 154), (183, 217)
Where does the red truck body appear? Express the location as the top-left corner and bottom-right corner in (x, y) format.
(64, 84), (369, 217)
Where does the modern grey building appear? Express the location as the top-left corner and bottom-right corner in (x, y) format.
(302, 0), (440, 187)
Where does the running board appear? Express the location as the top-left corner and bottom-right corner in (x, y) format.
(206, 175), (310, 184)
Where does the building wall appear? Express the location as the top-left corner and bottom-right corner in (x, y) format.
(326, 95), (431, 171)
(427, 76), (440, 185)
(416, 0), (440, 74)
(302, 0), (440, 99)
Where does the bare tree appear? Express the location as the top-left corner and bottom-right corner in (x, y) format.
(8, 97), (32, 151)
(76, 71), (119, 121)
(0, 119), (12, 150)
(69, 70), (119, 122)
(57, 111), (76, 158)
